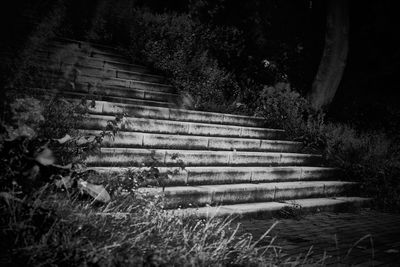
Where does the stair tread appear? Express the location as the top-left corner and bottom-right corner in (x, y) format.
(88, 166), (339, 185)
(170, 197), (371, 217)
(88, 100), (266, 126)
(35, 55), (167, 80)
(76, 73), (174, 88)
(89, 166), (338, 172)
(97, 147), (321, 157)
(36, 49), (153, 73)
(141, 181), (355, 194)
(53, 37), (125, 53)
(45, 42), (128, 60)
(81, 129), (300, 145)
(31, 85), (179, 99)
(87, 114), (283, 133)
(31, 88), (172, 107)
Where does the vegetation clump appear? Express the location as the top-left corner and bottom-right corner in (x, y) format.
(256, 84), (400, 212)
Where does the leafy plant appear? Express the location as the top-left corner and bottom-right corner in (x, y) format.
(255, 82), (400, 212)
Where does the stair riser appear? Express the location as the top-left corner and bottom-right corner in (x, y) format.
(35, 54), (165, 83)
(172, 197), (371, 218)
(91, 167), (339, 186)
(75, 75), (174, 94)
(170, 167), (338, 186)
(89, 101), (266, 127)
(91, 131), (302, 152)
(36, 50), (152, 73)
(82, 116), (285, 139)
(85, 150), (322, 167)
(39, 60), (166, 83)
(51, 39), (122, 55)
(43, 43), (128, 62)
(159, 184), (354, 208)
(33, 88), (172, 108)
(37, 71), (173, 94)
(33, 73), (176, 103)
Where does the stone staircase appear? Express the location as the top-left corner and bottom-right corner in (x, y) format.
(31, 37), (370, 217)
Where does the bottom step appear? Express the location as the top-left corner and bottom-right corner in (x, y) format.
(170, 197), (371, 218)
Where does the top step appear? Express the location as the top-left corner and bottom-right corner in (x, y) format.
(42, 43), (128, 63)
(53, 37), (123, 54)
(35, 49), (154, 74)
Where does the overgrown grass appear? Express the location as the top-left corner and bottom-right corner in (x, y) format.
(1, 184), (334, 266)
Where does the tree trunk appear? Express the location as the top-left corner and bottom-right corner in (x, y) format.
(309, 0), (349, 109)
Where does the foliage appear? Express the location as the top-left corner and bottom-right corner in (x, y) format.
(127, 10), (240, 112)
(89, 6), (257, 113)
(1, 96), (87, 195)
(86, 1), (320, 114)
(0, 185), (333, 266)
(255, 82), (325, 151)
(256, 83), (400, 212)
(323, 125), (400, 212)
(256, 83), (307, 132)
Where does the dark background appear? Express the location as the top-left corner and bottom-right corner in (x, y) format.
(1, 0), (399, 133)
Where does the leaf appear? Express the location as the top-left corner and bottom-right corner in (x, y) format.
(55, 176), (73, 189)
(51, 163), (72, 170)
(54, 134), (72, 144)
(6, 125), (36, 140)
(35, 147), (55, 166)
(0, 192), (23, 205)
(23, 165), (40, 180)
(78, 179), (110, 203)
(76, 135), (96, 145)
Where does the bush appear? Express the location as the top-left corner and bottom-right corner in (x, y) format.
(323, 125), (400, 212)
(89, 7), (249, 112)
(0, 95), (102, 195)
(256, 83), (400, 212)
(256, 82), (307, 131)
(129, 10), (240, 112)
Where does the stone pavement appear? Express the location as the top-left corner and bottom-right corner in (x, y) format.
(238, 209), (400, 266)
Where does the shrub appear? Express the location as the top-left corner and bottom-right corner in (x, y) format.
(128, 10), (240, 112)
(0, 95), (102, 195)
(256, 83), (400, 212)
(323, 125), (400, 212)
(256, 82), (307, 131)
(89, 7), (246, 112)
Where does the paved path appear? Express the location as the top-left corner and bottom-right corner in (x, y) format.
(238, 209), (400, 266)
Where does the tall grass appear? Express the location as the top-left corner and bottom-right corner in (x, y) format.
(0, 185), (330, 266)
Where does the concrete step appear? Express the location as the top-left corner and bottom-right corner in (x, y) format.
(88, 166), (340, 186)
(85, 148), (323, 167)
(35, 49), (153, 74)
(32, 73), (178, 103)
(43, 43), (128, 62)
(139, 181), (357, 208)
(36, 70), (175, 94)
(80, 130), (302, 152)
(83, 114), (285, 139)
(74, 74), (175, 94)
(171, 197), (371, 217)
(87, 100), (266, 127)
(52, 37), (123, 54)
(30, 88), (172, 108)
(35, 56), (166, 83)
